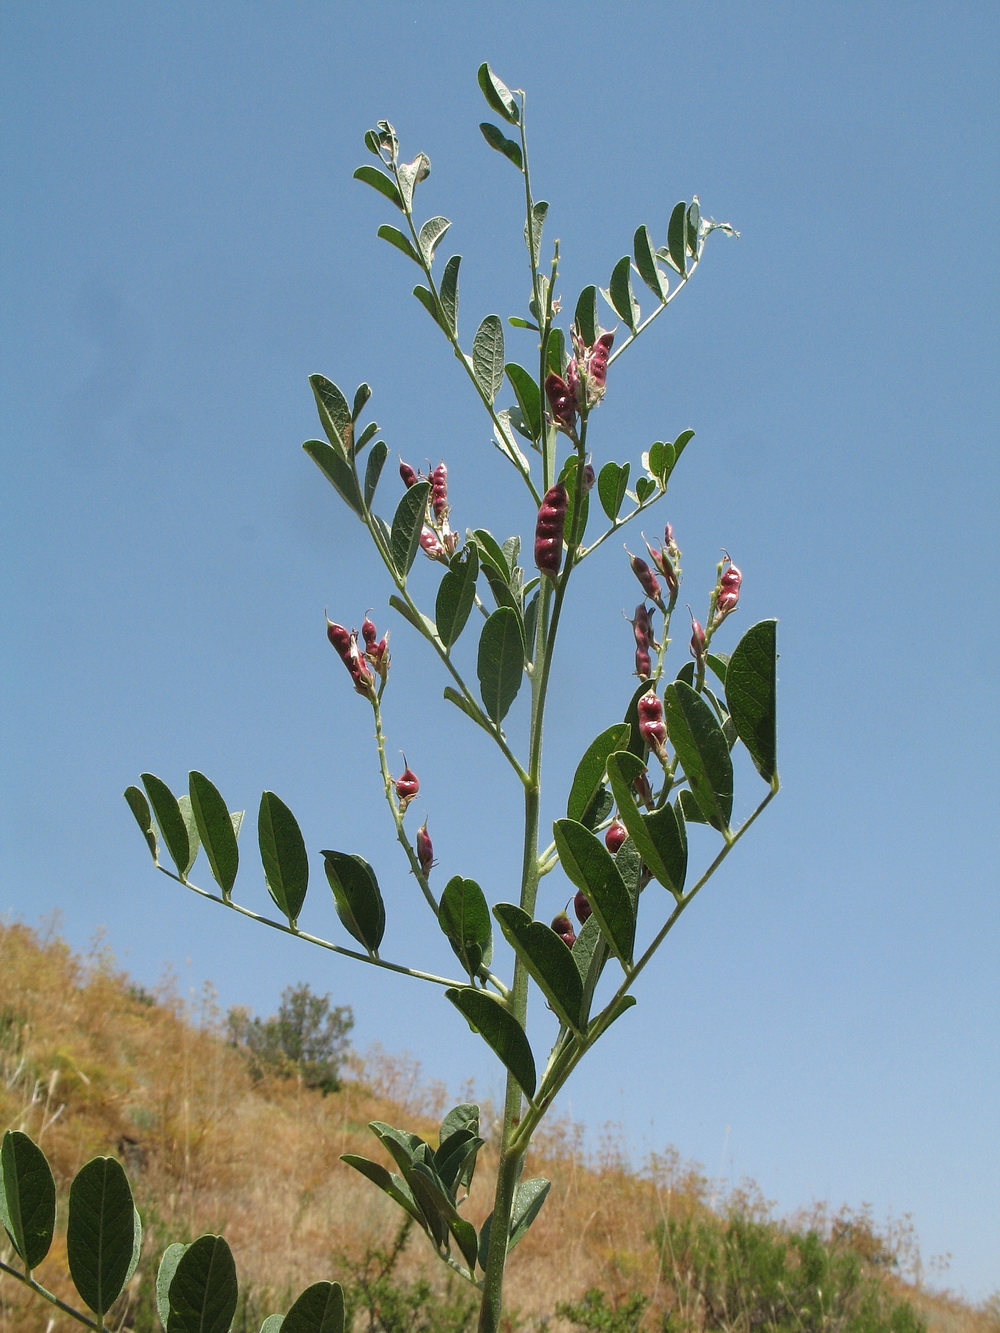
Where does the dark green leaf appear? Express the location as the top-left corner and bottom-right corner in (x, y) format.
(439, 876), (493, 980)
(726, 619), (778, 782)
(522, 590), (539, 662)
(0, 1131), (55, 1270)
(309, 375), (353, 454)
(351, 383), (371, 422)
(580, 784), (613, 832)
(567, 723), (632, 823)
(477, 607), (524, 724)
(435, 544), (479, 649)
(545, 328), (566, 379)
(664, 681), (733, 832)
(283, 1281), (345, 1333)
(678, 788), (709, 825)
(167, 1234), (238, 1333)
(571, 913), (607, 1015)
(508, 1177), (550, 1251)
(606, 255), (640, 332)
(353, 165), (404, 211)
(477, 63), (519, 123)
(412, 283), (449, 335)
(633, 225), (669, 300)
(666, 200), (688, 276)
(552, 820), (635, 967)
(352, 421), (379, 456)
(436, 1134), (483, 1197)
(574, 286), (599, 346)
(686, 198), (701, 256)
(507, 316), (537, 330)
(339, 1155), (425, 1229)
(442, 686), (494, 737)
(504, 363), (542, 441)
(302, 440), (364, 517)
(473, 528), (511, 580)
(141, 774), (191, 879)
(635, 477), (655, 503)
(479, 122), (523, 169)
(440, 1104), (480, 1146)
(472, 315), (505, 403)
(439, 254), (461, 335)
(67, 1156), (137, 1316)
(494, 904), (585, 1032)
(322, 852), (385, 954)
(525, 201), (548, 266)
(390, 479), (431, 577)
(363, 440), (388, 508)
(446, 989), (536, 1099)
(707, 652), (729, 686)
(597, 461), (630, 521)
(124, 786), (158, 863)
(606, 752), (679, 894)
(388, 594), (436, 640)
(189, 772), (239, 898)
(157, 1243), (186, 1330)
(418, 216), (451, 264)
(377, 224), (420, 264)
(258, 791), (309, 925)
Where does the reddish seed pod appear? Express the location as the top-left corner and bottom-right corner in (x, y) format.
(431, 461), (449, 522)
(627, 548), (663, 605)
(573, 891), (592, 924)
(633, 770), (654, 808)
(399, 459), (420, 489)
(605, 819), (628, 854)
(326, 617), (375, 696)
(715, 553), (743, 622)
(630, 602), (654, 679)
(582, 463), (596, 492)
(551, 913), (576, 947)
(416, 823), (434, 874)
(419, 526), (447, 561)
(587, 331), (614, 392)
(638, 690), (668, 762)
(395, 760), (420, 812)
(689, 613), (707, 662)
(534, 482), (568, 579)
(361, 613), (378, 649)
(545, 372), (577, 432)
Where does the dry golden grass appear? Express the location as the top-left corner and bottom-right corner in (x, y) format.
(0, 921), (993, 1333)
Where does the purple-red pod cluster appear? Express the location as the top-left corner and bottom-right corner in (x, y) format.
(394, 759), (420, 813)
(573, 891), (592, 924)
(327, 618), (376, 697)
(551, 913), (576, 947)
(605, 819), (628, 854)
(643, 524), (680, 598)
(416, 823), (434, 874)
(361, 612), (390, 679)
(534, 482), (568, 579)
(638, 690), (668, 762)
(431, 462), (449, 523)
(545, 373), (577, 434)
(714, 552), (743, 623)
(631, 602), (655, 679)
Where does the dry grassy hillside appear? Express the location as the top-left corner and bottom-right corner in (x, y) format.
(0, 921), (993, 1333)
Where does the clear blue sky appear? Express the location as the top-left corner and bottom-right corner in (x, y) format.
(2, 0), (997, 1305)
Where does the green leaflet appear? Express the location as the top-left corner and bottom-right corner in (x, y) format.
(446, 988), (536, 1099)
(477, 607), (524, 724)
(439, 254), (461, 334)
(188, 771), (239, 899)
(377, 224), (420, 264)
(597, 461), (630, 521)
(157, 1243), (187, 1330)
(477, 63), (519, 124)
(472, 315), (505, 403)
(141, 773), (192, 878)
(282, 1281), (346, 1333)
(574, 286), (599, 346)
(605, 752), (688, 897)
(663, 681), (733, 833)
(258, 791), (309, 925)
(479, 122), (523, 169)
(552, 819), (635, 968)
(389, 479), (431, 577)
(363, 440), (388, 508)
(566, 723), (632, 824)
(666, 200), (688, 275)
(439, 875), (492, 980)
(353, 164), (404, 211)
(504, 362), (542, 441)
(0, 1130), (55, 1270)
(605, 255), (640, 331)
(726, 619), (778, 783)
(493, 904), (585, 1032)
(436, 543), (480, 649)
(166, 1233), (238, 1333)
(339, 1154), (425, 1229)
(417, 215), (451, 264)
(124, 785), (158, 863)
(302, 439), (364, 517)
(308, 374), (353, 454)
(67, 1156), (138, 1317)
(633, 224), (669, 300)
(322, 851), (385, 954)
(478, 1176), (551, 1269)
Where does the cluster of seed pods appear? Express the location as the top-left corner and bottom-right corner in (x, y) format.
(637, 690), (669, 764)
(714, 552), (742, 624)
(399, 458), (458, 563)
(326, 618), (376, 697)
(545, 329), (616, 436)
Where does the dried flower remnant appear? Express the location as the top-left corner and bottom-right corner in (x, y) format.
(534, 482), (568, 578)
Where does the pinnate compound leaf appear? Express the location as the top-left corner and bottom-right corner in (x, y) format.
(605, 752), (687, 897)
(567, 723), (631, 823)
(124, 785), (158, 863)
(436, 544), (480, 649)
(472, 315), (505, 403)
(258, 791), (309, 925)
(479, 122), (523, 169)
(446, 988), (536, 1099)
(353, 165), (404, 211)
(633, 225), (669, 300)
(574, 286), (599, 346)
(157, 1243), (187, 1330)
(390, 479), (431, 577)
(493, 904), (585, 1032)
(597, 461), (630, 521)
(439, 254), (461, 334)
(552, 820), (635, 967)
(67, 1156), (137, 1316)
(141, 774), (191, 879)
(167, 1233), (238, 1333)
(439, 876), (492, 979)
(364, 440), (388, 508)
(726, 619), (778, 783)
(377, 224), (421, 263)
(417, 215), (451, 264)
(189, 772), (239, 898)
(606, 255), (640, 331)
(664, 681), (733, 832)
(666, 200), (688, 275)
(0, 1131), (55, 1270)
(322, 851), (385, 954)
(302, 440), (364, 517)
(477, 607), (524, 724)
(283, 1281), (346, 1333)
(477, 63), (519, 123)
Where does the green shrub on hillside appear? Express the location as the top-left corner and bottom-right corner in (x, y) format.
(226, 982), (354, 1094)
